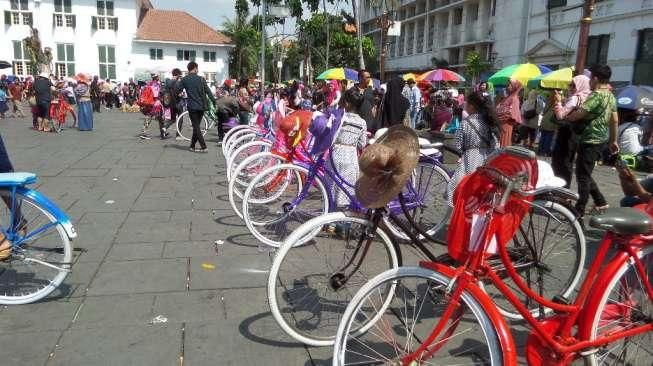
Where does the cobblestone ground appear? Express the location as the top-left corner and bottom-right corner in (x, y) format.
(0, 108), (639, 365)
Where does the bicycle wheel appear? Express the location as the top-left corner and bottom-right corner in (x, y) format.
(176, 111), (209, 141)
(268, 212), (400, 346)
(585, 246), (652, 366)
(333, 266), (504, 366)
(242, 164), (329, 248)
(228, 152), (285, 219)
(0, 189), (72, 304)
(384, 160), (450, 241)
(226, 140), (272, 182)
(226, 133), (257, 161)
(479, 200), (585, 320)
(221, 125), (252, 157)
(224, 129), (254, 160)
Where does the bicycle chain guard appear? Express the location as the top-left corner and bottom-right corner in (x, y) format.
(525, 315), (570, 366)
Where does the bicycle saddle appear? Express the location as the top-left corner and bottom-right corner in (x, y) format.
(589, 207), (652, 235)
(0, 172), (37, 186)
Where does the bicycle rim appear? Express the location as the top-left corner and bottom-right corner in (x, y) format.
(334, 267), (503, 365)
(228, 153), (284, 219)
(0, 190), (72, 304)
(268, 213), (399, 346)
(175, 111), (193, 141)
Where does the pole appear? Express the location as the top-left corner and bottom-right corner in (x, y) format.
(260, 0), (266, 95)
(352, 0), (365, 70)
(323, 0), (329, 69)
(574, 0), (596, 75)
(379, 12), (390, 82)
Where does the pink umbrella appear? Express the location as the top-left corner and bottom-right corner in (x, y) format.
(417, 69), (466, 82)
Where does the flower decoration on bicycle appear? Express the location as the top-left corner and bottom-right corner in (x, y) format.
(447, 146), (539, 262)
(355, 125), (420, 209)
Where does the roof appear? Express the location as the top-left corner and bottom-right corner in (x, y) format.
(135, 9), (232, 46)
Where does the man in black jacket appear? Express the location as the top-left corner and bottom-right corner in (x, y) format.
(350, 69), (377, 132)
(175, 62), (216, 152)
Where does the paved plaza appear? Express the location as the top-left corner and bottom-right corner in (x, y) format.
(0, 109), (637, 365)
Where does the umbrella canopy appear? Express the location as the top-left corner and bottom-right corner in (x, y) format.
(489, 63), (551, 86)
(616, 85), (653, 111)
(316, 67), (359, 81)
(527, 67), (574, 90)
(402, 73), (418, 81)
(417, 69), (466, 82)
(0, 61), (11, 69)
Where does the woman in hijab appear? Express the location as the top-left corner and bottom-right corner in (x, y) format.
(75, 73), (94, 131)
(520, 90), (544, 149)
(381, 76), (410, 127)
(326, 80), (341, 109)
(551, 74), (591, 187)
(495, 79), (523, 147)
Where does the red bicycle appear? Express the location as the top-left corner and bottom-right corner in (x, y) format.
(333, 147), (652, 366)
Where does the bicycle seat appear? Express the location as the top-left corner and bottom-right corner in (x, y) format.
(589, 207), (652, 235)
(0, 172), (37, 186)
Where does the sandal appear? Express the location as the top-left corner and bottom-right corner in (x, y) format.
(588, 204), (610, 216)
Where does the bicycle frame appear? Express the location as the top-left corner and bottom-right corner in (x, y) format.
(408, 206), (653, 365)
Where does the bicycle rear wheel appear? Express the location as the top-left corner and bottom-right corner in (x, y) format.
(480, 200), (585, 319)
(0, 189), (72, 304)
(585, 246), (652, 366)
(268, 212), (400, 346)
(226, 141), (272, 182)
(176, 111), (209, 141)
(333, 267), (504, 366)
(228, 152), (285, 219)
(221, 125), (252, 157)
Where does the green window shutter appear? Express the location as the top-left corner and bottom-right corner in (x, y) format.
(20, 0), (27, 10)
(190, 51), (196, 61)
(108, 64), (116, 79)
(114, 17), (118, 31)
(66, 44), (74, 61)
(52, 13), (57, 26)
(68, 63), (75, 77)
(27, 12), (32, 26)
(98, 46), (106, 63)
(4, 11), (11, 25)
(97, 1), (104, 15)
(203, 51), (208, 62)
(99, 64), (106, 79)
(13, 40), (22, 59)
(57, 44), (65, 61)
(64, 0), (72, 13)
(149, 48), (155, 60)
(177, 50), (183, 61)
(157, 49), (163, 60)
(10, 0), (17, 10)
(91, 16), (97, 30)
(107, 46), (115, 63)
(54, 0), (62, 13)
(71, 14), (76, 28)
(106, 1), (114, 16)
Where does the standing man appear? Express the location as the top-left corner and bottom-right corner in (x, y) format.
(162, 68), (183, 139)
(351, 69), (377, 132)
(407, 79), (421, 129)
(175, 62), (215, 153)
(90, 76), (101, 113)
(33, 72), (53, 132)
(565, 64), (619, 215)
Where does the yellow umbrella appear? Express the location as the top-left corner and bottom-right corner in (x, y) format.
(402, 73), (418, 81)
(527, 67), (574, 90)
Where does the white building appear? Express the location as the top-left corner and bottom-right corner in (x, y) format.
(525, 0), (653, 86)
(0, 0), (232, 83)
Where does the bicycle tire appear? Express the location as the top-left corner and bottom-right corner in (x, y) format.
(0, 189), (72, 304)
(242, 163), (329, 248)
(175, 111), (209, 141)
(226, 141), (272, 182)
(268, 212), (400, 346)
(226, 133), (257, 161)
(333, 266), (504, 366)
(221, 125), (252, 157)
(223, 129), (254, 160)
(228, 152), (285, 219)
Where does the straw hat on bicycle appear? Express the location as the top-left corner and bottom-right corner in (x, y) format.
(355, 125), (420, 208)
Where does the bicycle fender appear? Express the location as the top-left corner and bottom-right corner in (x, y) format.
(419, 261), (519, 366)
(18, 187), (77, 240)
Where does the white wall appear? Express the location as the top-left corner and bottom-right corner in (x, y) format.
(130, 41), (229, 84)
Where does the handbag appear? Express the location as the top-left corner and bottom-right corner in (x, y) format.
(28, 95), (37, 106)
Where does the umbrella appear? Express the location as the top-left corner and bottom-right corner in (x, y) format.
(316, 67), (359, 81)
(616, 85), (653, 111)
(402, 73), (418, 81)
(417, 69), (466, 82)
(0, 61), (11, 69)
(527, 67), (574, 90)
(489, 63), (551, 87)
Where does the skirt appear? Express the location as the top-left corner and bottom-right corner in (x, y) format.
(77, 101), (94, 131)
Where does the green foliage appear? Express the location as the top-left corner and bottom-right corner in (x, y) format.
(222, 16), (270, 79)
(464, 50), (488, 84)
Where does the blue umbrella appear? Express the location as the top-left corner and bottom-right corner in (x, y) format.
(616, 85), (653, 110)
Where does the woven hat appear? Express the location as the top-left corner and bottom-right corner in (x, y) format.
(355, 125), (420, 208)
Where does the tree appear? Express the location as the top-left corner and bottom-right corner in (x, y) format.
(464, 50), (488, 85)
(23, 27), (53, 75)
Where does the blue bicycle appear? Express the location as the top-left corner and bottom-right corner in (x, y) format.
(0, 173), (76, 304)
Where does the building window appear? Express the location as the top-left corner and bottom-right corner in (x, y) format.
(56, 43), (75, 78)
(547, 0), (567, 8)
(468, 3), (479, 21)
(4, 0), (31, 26)
(203, 51), (216, 62)
(10, 0), (28, 10)
(54, 0), (75, 28)
(204, 72), (216, 82)
(177, 50), (196, 61)
(12, 40), (32, 77)
(453, 8), (463, 25)
(92, 1), (117, 31)
(634, 28), (653, 85)
(586, 34), (610, 67)
(149, 48), (163, 60)
(98, 45), (116, 80)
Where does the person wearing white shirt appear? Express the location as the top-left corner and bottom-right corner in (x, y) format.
(407, 79), (421, 129)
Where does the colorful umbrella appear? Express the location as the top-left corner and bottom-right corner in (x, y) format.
(488, 63), (551, 87)
(527, 67), (574, 90)
(417, 69), (466, 82)
(316, 67), (359, 81)
(402, 73), (418, 81)
(0, 61), (11, 69)
(616, 85), (653, 111)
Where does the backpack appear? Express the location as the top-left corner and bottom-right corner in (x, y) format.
(137, 86), (155, 115)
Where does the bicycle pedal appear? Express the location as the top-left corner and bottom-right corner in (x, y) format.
(552, 295), (571, 305)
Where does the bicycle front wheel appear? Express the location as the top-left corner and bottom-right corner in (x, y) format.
(228, 152), (285, 219)
(242, 164), (329, 248)
(0, 189), (72, 304)
(585, 246), (652, 366)
(333, 266), (504, 366)
(268, 212), (400, 346)
(226, 141), (272, 183)
(175, 111), (209, 141)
